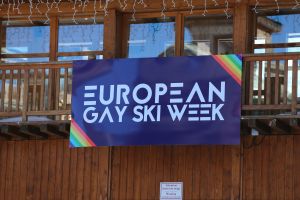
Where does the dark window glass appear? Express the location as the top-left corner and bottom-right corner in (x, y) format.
(58, 17), (104, 52)
(127, 17), (176, 58)
(184, 15), (233, 56)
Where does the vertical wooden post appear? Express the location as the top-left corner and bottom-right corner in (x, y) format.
(50, 16), (59, 61)
(292, 60), (298, 114)
(104, 9), (118, 59)
(103, 9), (121, 200)
(0, 19), (2, 63)
(233, 1), (250, 200)
(22, 70), (29, 122)
(175, 13), (184, 56)
(233, 1), (249, 54)
(49, 16), (59, 116)
(120, 14), (130, 58)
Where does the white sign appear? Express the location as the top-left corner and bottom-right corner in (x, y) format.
(160, 182), (183, 200)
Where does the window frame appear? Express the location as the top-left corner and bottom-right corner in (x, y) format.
(56, 14), (105, 61)
(0, 14), (105, 63)
(121, 8), (234, 58)
(252, 9), (300, 53)
(0, 16), (51, 62)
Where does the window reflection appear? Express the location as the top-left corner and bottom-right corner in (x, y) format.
(184, 15), (233, 56)
(58, 17), (104, 52)
(127, 17), (176, 58)
(58, 55), (103, 61)
(1, 57), (49, 63)
(255, 13), (300, 53)
(1, 20), (50, 54)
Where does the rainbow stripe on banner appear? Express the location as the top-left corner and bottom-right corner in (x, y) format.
(212, 54), (242, 85)
(70, 119), (96, 147)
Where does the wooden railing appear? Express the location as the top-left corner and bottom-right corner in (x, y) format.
(242, 53), (300, 118)
(0, 53), (299, 123)
(0, 62), (72, 122)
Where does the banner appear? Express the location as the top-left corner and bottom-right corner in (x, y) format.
(70, 55), (242, 147)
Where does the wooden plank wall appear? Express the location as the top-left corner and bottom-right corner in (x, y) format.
(2, 136), (300, 199)
(242, 135), (300, 200)
(111, 145), (241, 200)
(0, 140), (109, 200)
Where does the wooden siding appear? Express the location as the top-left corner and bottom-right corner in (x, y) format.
(0, 135), (300, 199)
(0, 140), (109, 200)
(111, 145), (240, 200)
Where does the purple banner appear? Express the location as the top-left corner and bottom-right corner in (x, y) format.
(70, 55), (241, 147)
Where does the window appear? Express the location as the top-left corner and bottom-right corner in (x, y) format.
(58, 17), (104, 61)
(127, 17), (176, 58)
(184, 15), (233, 56)
(254, 12), (300, 53)
(1, 19), (50, 63)
(253, 12), (300, 103)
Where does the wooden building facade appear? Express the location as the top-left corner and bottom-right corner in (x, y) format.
(0, 0), (300, 199)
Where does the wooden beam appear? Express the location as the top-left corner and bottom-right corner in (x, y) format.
(0, 130), (11, 140)
(58, 123), (70, 136)
(290, 119), (300, 128)
(248, 119), (271, 135)
(1, 125), (29, 139)
(20, 125), (48, 139)
(269, 119), (291, 134)
(40, 124), (68, 138)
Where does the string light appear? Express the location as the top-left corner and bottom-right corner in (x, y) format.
(28, 0), (33, 24)
(161, 0), (166, 19)
(118, 0), (124, 9)
(93, 0), (97, 24)
(171, 0), (176, 8)
(51, 0), (56, 8)
(138, 0), (147, 8)
(36, 0), (42, 14)
(104, 0), (109, 16)
(78, 0), (83, 7)
(211, 0), (218, 6)
(16, 0), (21, 14)
(132, 0), (137, 21)
(83, 0), (89, 11)
(99, 0), (102, 9)
(12, 0), (15, 11)
(0, 0), (239, 21)
(184, 0), (190, 8)
(224, 0), (231, 19)
(202, 0), (207, 16)
(190, 0), (194, 14)
(56, 0), (62, 12)
(252, 0), (259, 13)
(7, 2), (11, 25)
(44, 0), (50, 24)
(72, 0), (79, 24)
(293, 0), (300, 9)
(275, 0), (280, 12)
(123, 0), (127, 10)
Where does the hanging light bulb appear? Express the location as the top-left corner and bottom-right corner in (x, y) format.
(161, 0), (166, 19)
(252, 0), (259, 13)
(293, 0), (300, 9)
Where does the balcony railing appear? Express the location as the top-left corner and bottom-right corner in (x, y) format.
(0, 53), (299, 138)
(0, 62), (72, 122)
(242, 53), (300, 119)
